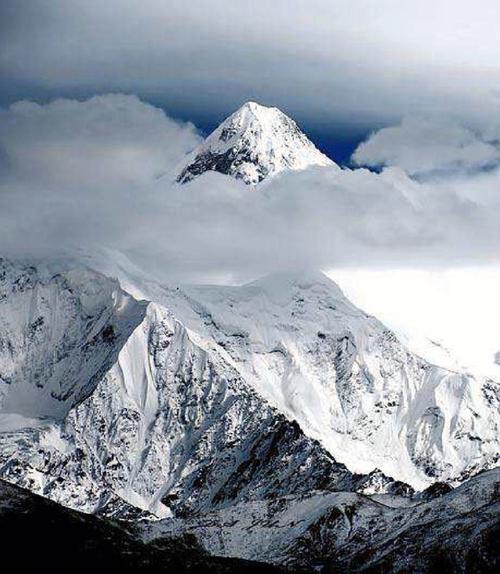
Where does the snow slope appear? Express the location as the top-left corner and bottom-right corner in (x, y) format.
(0, 258), (146, 419)
(177, 101), (336, 184)
(0, 259), (365, 518)
(101, 264), (498, 489)
(0, 255), (498, 520)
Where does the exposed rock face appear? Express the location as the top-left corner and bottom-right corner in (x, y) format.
(177, 101), (336, 184)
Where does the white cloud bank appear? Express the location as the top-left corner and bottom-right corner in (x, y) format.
(352, 116), (500, 176)
(1, 94), (500, 283)
(0, 94), (201, 188)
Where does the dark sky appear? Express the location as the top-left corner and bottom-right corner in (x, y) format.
(2, 1), (499, 167)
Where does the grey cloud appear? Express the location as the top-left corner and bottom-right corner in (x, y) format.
(2, 1), (500, 133)
(352, 116), (500, 176)
(0, 94), (201, 188)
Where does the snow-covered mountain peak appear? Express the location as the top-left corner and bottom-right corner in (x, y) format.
(236, 100), (278, 117)
(177, 101), (337, 184)
(239, 100), (268, 112)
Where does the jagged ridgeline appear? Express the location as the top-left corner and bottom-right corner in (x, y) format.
(0, 257), (497, 521)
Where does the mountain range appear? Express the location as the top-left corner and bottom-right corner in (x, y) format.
(0, 102), (498, 572)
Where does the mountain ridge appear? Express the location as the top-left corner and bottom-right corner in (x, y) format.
(0, 258), (374, 518)
(0, 253), (496, 517)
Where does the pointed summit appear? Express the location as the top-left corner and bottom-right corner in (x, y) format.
(177, 101), (336, 185)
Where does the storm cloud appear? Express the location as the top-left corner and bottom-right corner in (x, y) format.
(1, 1), (500, 135)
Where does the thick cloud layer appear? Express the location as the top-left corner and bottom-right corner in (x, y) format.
(1, 1), (500, 134)
(0, 94), (200, 187)
(353, 116), (500, 176)
(0, 95), (499, 282)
